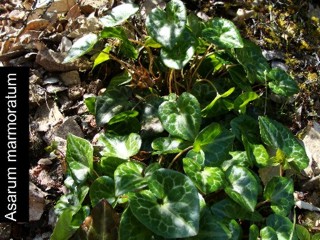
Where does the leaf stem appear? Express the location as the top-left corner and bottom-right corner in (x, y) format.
(168, 146), (193, 169)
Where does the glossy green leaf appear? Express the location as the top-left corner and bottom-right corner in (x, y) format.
(187, 207), (241, 240)
(228, 65), (253, 91)
(129, 169), (199, 238)
(251, 144), (270, 167)
(84, 96), (96, 114)
(114, 162), (147, 196)
(63, 33), (98, 63)
(187, 13), (205, 38)
(89, 176), (116, 207)
(183, 157), (226, 194)
(50, 208), (82, 240)
(95, 88), (133, 126)
(260, 226), (278, 240)
(144, 36), (162, 48)
(146, 0), (186, 49)
(221, 151), (251, 171)
(312, 233), (320, 240)
(266, 214), (297, 240)
(99, 3), (139, 27)
(69, 161), (90, 185)
(98, 157), (127, 178)
(101, 27), (138, 59)
(267, 68), (299, 96)
(193, 122), (222, 152)
(152, 137), (190, 154)
(295, 225), (310, 240)
(119, 207), (162, 240)
(258, 116), (309, 170)
(234, 91), (259, 114)
(99, 133), (141, 160)
(200, 129), (235, 167)
(158, 92), (201, 141)
(234, 40), (270, 83)
(249, 224), (259, 240)
(160, 28), (197, 69)
(231, 114), (260, 142)
(144, 163), (162, 177)
(202, 18), (243, 48)
(108, 71), (132, 88)
(108, 110), (139, 125)
(201, 87), (235, 118)
(225, 165), (259, 212)
(66, 134), (93, 172)
(264, 176), (294, 216)
(86, 199), (119, 240)
(211, 198), (263, 222)
(93, 45), (111, 69)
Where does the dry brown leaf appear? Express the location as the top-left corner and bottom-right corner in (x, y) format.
(34, 0), (77, 13)
(35, 47), (78, 72)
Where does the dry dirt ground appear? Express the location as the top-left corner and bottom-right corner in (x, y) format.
(0, 0), (319, 238)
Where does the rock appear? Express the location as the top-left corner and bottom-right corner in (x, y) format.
(29, 182), (46, 222)
(68, 85), (85, 100)
(59, 70), (81, 86)
(302, 121), (320, 177)
(54, 117), (84, 139)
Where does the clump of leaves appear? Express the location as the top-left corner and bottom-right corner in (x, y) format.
(51, 1), (314, 239)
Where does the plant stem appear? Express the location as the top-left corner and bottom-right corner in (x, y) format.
(168, 146), (193, 169)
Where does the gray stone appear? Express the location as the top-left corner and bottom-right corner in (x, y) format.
(59, 70), (81, 86)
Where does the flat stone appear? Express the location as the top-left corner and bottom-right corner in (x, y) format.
(59, 70), (81, 86)
(54, 117), (84, 139)
(29, 182), (46, 221)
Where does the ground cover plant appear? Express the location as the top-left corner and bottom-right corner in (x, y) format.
(50, 0), (319, 239)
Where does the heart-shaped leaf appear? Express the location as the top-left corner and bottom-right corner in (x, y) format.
(86, 199), (120, 240)
(158, 92), (201, 141)
(202, 18), (243, 48)
(119, 207), (163, 240)
(267, 68), (299, 96)
(63, 33), (98, 63)
(89, 176), (116, 207)
(266, 214), (297, 240)
(193, 122), (222, 151)
(95, 88), (133, 126)
(260, 226), (278, 240)
(99, 3), (139, 27)
(66, 134), (93, 173)
(200, 129), (235, 167)
(183, 157), (226, 194)
(258, 116), (309, 170)
(211, 198), (263, 222)
(264, 176), (294, 216)
(160, 28), (197, 69)
(146, 0), (186, 49)
(129, 169), (200, 238)
(69, 161), (90, 185)
(187, 207), (241, 239)
(234, 40), (270, 83)
(152, 137), (190, 154)
(99, 133), (142, 160)
(225, 166), (259, 212)
(114, 162), (147, 196)
(51, 208), (83, 240)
